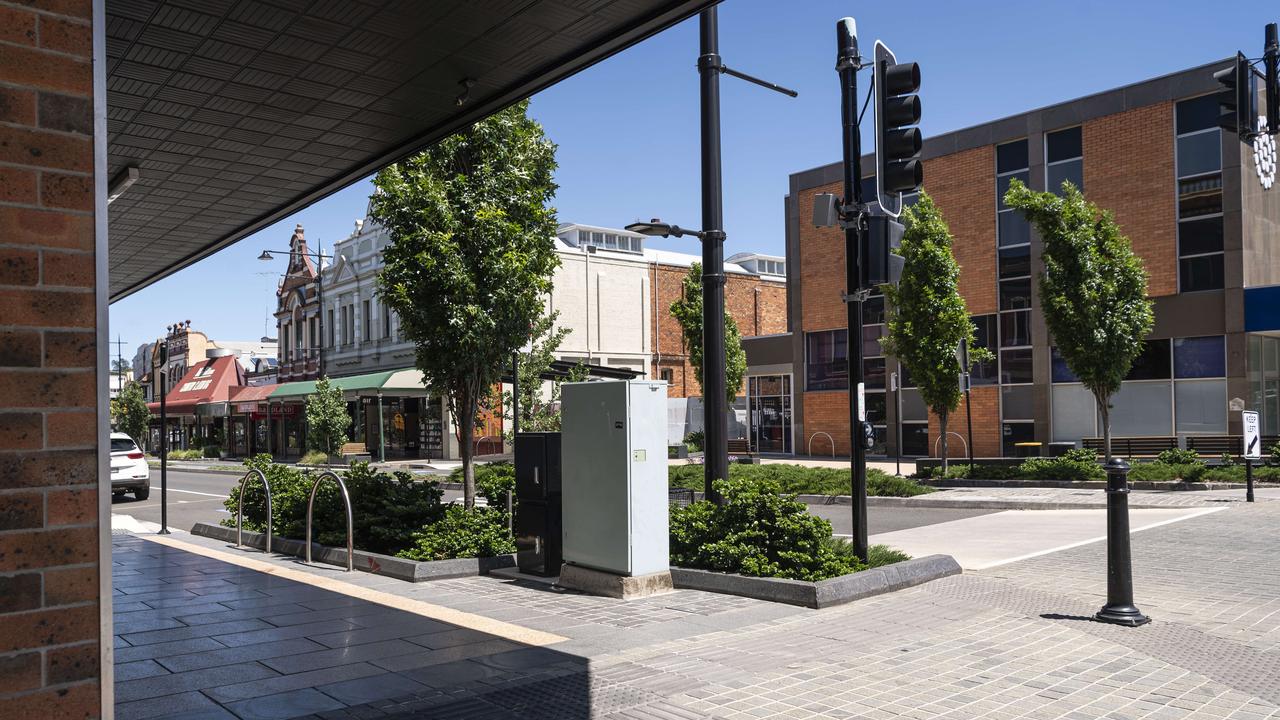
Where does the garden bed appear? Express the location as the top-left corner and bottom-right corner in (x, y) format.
(669, 463), (934, 498)
(191, 522), (514, 582)
(671, 554), (961, 609)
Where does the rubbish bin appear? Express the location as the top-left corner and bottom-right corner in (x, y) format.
(514, 432), (562, 576)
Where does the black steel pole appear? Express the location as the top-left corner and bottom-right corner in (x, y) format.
(836, 17), (868, 561)
(1265, 23), (1278, 134)
(894, 369), (901, 477)
(512, 351), (520, 437)
(316, 250), (324, 377)
(1095, 458), (1149, 626)
(1246, 457), (1254, 503)
(159, 355), (169, 535)
(698, 7), (727, 504)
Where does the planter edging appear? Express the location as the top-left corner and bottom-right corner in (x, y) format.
(670, 554), (961, 609)
(190, 521), (514, 582)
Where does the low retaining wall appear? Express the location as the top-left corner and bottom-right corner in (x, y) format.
(670, 554), (961, 609)
(923, 479), (1275, 491)
(190, 522), (514, 582)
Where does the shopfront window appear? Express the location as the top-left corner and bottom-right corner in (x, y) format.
(748, 375), (792, 454)
(806, 329), (848, 391)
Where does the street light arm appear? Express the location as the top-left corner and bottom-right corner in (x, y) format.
(720, 64), (798, 98)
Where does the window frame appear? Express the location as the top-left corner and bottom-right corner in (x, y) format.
(804, 329), (849, 392)
(1044, 126), (1083, 196)
(996, 140), (1034, 387)
(1174, 95), (1225, 294)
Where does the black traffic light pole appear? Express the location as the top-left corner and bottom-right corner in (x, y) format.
(158, 341), (169, 535)
(836, 18), (870, 561)
(699, 8), (729, 504)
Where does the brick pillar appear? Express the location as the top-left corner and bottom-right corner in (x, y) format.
(0, 0), (107, 717)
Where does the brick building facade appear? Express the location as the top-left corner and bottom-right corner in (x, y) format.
(780, 61), (1280, 459)
(0, 0), (106, 716)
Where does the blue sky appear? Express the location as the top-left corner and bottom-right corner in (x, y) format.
(108, 0), (1278, 353)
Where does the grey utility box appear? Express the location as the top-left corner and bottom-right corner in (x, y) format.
(561, 379), (669, 577)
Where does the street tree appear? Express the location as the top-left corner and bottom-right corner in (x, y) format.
(1004, 180), (1153, 460)
(882, 192), (990, 471)
(305, 376), (350, 459)
(372, 100), (559, 508)
(112, 381), (151, 448)
(500, 311), (580, 435)
(670, 261), (747, 408)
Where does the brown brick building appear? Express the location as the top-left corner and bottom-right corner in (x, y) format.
(768, 61), (1280, 459)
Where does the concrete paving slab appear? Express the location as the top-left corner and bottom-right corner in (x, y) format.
(868, 507), (1226, 570)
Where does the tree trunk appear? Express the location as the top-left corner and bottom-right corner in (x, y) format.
(939, 410), (949, 472)
(458, 393), (476, 510)
(1099, 395), (1112, 463)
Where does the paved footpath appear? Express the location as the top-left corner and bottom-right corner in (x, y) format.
(114, 501), (1280, 719)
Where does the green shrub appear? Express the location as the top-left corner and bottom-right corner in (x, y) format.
(669, 476), (862, 581)
(224, 456), (443, 556)
(1155, 448), (1202, 465)
(397, 506), (515, 561)
(166, 449), (201, 460)
(916, 463), (1024, 481)
(823, 537), (910, 568)
(298, 450), (330, 466)
(668, 463), (933, 498)
(684, 430), (705, 452)
(446, 462), (516, 507)
(1128, 462), (1206, 482)
(201, 445), (221, 459)
(1017, 454), (1105, 482)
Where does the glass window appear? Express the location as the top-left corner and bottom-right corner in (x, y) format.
(997, 212), (1032, 247)
(1179, 255), (1225, 294)
(362, 300), (371, 342)
(1176, 95), (1219, 135)
(998, 245), (1031, 279)
(865, 391), (886, 423)
(971, 315), (998, 386)
(806, 330), (848, 391)
(1001, 348), (1033, 384)
(862, 324), (884, 358)
(1174, 336), (1225, 378)
(1046, 162), (1083, 195)
(999, 278), (1032, 311)
(1045, 127), (1082, 163)
(1002, 422), (1035, 456)
(1002, 385), (1035, 420)
(863, 357), (886, 390)
(1106, 381), (1173, 436)
(1127, 339), (1172, 380)
(111, 437), (137, 452)
(1178, 176), (1223, 218)
(1052, 384), (1097, 442)
(997, 172), (1031, 210)
(1175, 132), (1221, 178)
(1175, 379), (1227, 433)
(900, 388), (927, 422)
(862, 295), (885, 325)
(1000, 310), (1031, 348)
(996, 140), (1029, 174)
(1051, 347), (1079, 383)
(1177, 217), (1224, 256)
(901, 423), (928, 456)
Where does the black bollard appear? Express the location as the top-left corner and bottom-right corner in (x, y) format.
(1095, 458), (1150, 627)
(1246, 457), (1254, 503)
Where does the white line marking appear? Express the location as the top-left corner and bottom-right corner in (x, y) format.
(968, 506), (1227, 570)
(168, 488), (228, 498)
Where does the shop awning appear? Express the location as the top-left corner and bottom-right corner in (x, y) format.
(269, 369), (429, 399)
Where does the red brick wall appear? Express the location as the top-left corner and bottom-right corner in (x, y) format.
(0, 0), (103, 717)
(922, 146), (998, 314)
(1083, 103), (1178, 297)
(927, 384), (1002, 458)
(650, 262), (787, 399)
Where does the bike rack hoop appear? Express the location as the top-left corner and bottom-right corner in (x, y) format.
(808, 431), (836, 458)
(235, 467), (273, 554)
(305, 469), (355, 572)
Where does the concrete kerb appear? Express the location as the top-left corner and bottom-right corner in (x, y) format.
(190, 521), (514, 582)
(925, 478), (1280, 491)
(670, 554), (962, 609)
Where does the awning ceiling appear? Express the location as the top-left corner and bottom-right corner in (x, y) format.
(106, 0), (713, 301)
(269, 368), (427, 398)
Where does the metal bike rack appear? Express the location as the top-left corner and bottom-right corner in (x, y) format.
(305, 469), (355, 572)
(235, 467), (273, 554)
(808, 431), (836, 458)
(933, 431), (968, 459)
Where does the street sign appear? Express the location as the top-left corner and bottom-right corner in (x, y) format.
(1243, 410), (1262, 459)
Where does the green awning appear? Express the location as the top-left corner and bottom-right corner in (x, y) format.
(268, 369), (429, 399)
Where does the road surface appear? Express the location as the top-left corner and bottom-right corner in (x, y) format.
(110, 469), (998, 538)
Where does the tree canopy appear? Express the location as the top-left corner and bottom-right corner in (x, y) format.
(305, 376), (350, 458)
(372, 100), (560, 507)
(112, 381), (151, 448)
(670, 261), (748, 406)
(1004, 179), (1152, 460)
(881, 192), (987, 469)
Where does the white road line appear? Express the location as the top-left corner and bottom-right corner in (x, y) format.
(168, 488), (228, 498)
(966, 506), (1227, 570)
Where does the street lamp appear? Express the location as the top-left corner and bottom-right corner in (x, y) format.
(259, 247), (332, 376)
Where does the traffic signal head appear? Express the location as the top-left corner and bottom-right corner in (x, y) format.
(860, 216), (904, 292)
(1215, 51), (1256, 142)
(861, 421), (876, 451)
(874, 40), (923, 216)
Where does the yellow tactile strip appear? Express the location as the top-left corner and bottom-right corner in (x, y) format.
(138, 533), (567, 647)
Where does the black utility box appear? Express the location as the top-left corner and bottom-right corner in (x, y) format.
(514, 432), (562, 576)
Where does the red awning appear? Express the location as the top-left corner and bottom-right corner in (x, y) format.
(147, 355), (244, 415)
(229, 384), (278, 414)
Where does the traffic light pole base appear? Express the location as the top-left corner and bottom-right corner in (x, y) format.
(1095, 604), (1151, 627)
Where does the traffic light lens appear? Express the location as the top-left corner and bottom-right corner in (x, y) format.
(883, 95), (920, 127)
(885, 128), (921, 157)
(885, 159), (922, 193)
(883, 62), (920, 95)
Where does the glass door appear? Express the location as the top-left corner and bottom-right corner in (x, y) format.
(748, 375), (793, 454)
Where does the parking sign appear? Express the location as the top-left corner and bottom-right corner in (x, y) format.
(1243, 410), (1261, 459)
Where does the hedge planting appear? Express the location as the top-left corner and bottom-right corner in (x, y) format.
(669, 463), (934, 498)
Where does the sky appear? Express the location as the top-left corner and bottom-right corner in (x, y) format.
(108, 0), (1279, 356)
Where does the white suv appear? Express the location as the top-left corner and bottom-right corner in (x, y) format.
(110, 432), (150, 500)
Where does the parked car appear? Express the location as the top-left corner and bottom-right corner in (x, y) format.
(110, 432), (150, 500)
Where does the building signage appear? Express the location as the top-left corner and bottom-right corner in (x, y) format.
(1243, 410), (1262, 459)
(1256, 116), (1276, 190)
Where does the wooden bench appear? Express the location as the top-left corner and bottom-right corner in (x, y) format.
(726, 439), (754, 457)
(1186, 435), (1242, 457)
(1081, 436), (1178, 457)
(339, 442), (370, 461)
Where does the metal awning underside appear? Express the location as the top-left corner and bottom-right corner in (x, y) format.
(106, 0), (712, 300)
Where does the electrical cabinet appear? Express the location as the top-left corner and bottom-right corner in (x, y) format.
(561, 379), (669, 577)
(513, 432), (561, 576)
